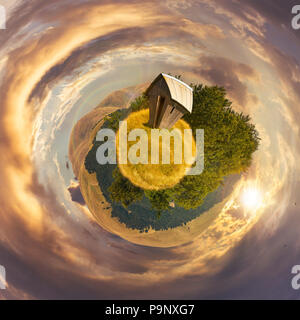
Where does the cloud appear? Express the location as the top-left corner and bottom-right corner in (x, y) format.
(0, 0), (299, 299)
(68, 184), (85, 206)
(194, 56), (259, 109)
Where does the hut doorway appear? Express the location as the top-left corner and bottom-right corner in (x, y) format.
(154, 95), (165, 127)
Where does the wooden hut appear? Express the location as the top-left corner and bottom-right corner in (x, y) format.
(145, 73), (193, 129)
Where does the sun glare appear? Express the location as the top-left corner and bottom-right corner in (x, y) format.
(241, 187), (263, 210)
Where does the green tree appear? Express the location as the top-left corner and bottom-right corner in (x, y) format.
(144, 189), (172, 212)
(103, 109), (123, 131)
(130, 93), (149, 112)
(108, 168), (143, 207)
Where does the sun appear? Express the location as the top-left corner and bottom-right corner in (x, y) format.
(241, 187), (263, 210)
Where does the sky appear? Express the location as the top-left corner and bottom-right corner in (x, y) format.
(0, 0), (300, 299)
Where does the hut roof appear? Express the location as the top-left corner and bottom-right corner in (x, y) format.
(146, 73), (193, 113)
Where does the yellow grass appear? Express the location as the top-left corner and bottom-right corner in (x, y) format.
(116, 109), (195, 190)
